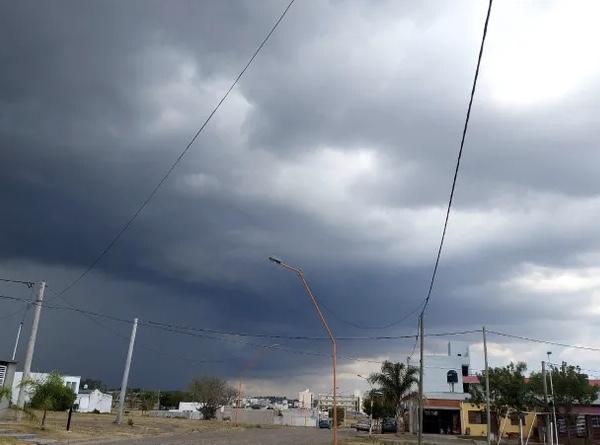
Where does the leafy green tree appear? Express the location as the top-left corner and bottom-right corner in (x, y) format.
(28, 372), (77, 427)
(160, 391), (189, 409)
(328, 406), (345, 426)
(80, 378), (107, 392)
(470, 362), (532, 435)
(188, 377), (236, 420)
(139, 391), (158, 414)
(369, 361), (418, 432)
(529, 362), (599, 444)
(363, 390), (395, 419)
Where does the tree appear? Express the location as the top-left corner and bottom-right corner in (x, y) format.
(187, 377), (236, 420)
(328, 406), (345, 426)
(28, 372), (77, 427)
(470, 362), (532, 437)
(80, 378), (107, 392)
(529, 362), (599, 444)
(0, 387), (10, 403)
(369, 361), (418, 432)
(139, 391), (158, 414)
(363, 390), (395, 419)
(161, 391), (189, 410)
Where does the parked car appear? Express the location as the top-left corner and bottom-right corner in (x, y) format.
(381, 417), (397, 433)
(319, 419), (331, 429)
(355, 420), (371, 432)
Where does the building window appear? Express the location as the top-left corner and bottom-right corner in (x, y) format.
(462, 365), (469, 377)
(591, 416), (600, 428)
(469, 411), (487, 424)
(0, 365), (6, 387)
(510, 414), (520, 426)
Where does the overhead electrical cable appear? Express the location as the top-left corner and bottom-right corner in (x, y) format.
(51, 0), (296, 300)
(420, 0), (494, 317)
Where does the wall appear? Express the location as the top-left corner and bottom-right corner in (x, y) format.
(219, 407), (275, 425)
(11, 372), (81, 405)
(178, 402), (202, 412)
(274, 409), (318, 427)
(150, 410), (202, 420)
(460, 402), (537, 437)
(423, 355), (469, 395)
(0, 361), (17, 411)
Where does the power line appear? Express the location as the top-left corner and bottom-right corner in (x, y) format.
(3, 292), (480, 341)
(145, 321), (385, 364)
(44, 289), (225, 367)
(0, 277), (35, 287)
(407, 317), (421, 362)
(52, 0), (296, 300)
(487, 330), (600, 353)
(420, 0), (493, 317)
(146, 319), (478, 341)
(0, 305), (30, 322)
(320, 298), (424, 330)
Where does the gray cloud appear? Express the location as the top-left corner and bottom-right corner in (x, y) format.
(2, 0), (600, 396)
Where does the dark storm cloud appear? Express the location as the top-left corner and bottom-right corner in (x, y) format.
(2, 0), (600, 395)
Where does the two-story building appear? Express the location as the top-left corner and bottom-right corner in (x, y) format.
(409, 341), (471, 434)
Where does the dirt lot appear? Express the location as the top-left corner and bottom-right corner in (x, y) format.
(63, 426), (354, 445)
(0, 410), (246, 443)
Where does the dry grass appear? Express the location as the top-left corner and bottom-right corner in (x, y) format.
(0, 410), (241, 443)
(0, 438), (25, 445)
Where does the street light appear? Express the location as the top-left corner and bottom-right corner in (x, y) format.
(269, 256), (338, 445)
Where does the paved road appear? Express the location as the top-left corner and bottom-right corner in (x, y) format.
(71, 427), (352, 445)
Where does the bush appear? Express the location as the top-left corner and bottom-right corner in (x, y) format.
(127, 418), (134, 426)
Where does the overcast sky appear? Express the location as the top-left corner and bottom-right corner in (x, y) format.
(2, 0), (600, 397)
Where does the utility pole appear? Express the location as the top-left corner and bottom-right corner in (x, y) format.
(542, 361), (552, 445)
(483, 326), (492, 445)
(115, 318), (138, 424)
(11, 319), (24, 361)
(418, 315), (424, 445)
(547, 356), (559, 445)
(16, 281), (45, 421)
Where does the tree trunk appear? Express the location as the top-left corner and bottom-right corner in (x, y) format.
(41, 409), (47, 428)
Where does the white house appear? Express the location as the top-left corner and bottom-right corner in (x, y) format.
(11, 372), (81, 405)
(75, 389), (112, 413)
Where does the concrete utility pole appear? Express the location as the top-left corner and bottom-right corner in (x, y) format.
(483, 326), (492, 445)
(11, 319), (24, 361)
(116, 318), (138, 424)
(542, 361), (552, 445)
(16, 281), (45, 421)
(418, 315), (424, 445)
(547, 354), (559, 445)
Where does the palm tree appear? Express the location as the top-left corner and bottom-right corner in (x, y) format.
(369, 361), (418, 433)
